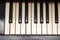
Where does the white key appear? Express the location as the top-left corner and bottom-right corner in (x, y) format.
(32, 3), (37, 34)
(37, 3), (41, 34)
(58, 3), (60, 34)
(21, 2), (25, 34)
(26, 3), (31, 34)
(10, 3), (16, 34)
(5, 2), (10, 34)
(51, 3), (58, 34)
(42, 3), (46, 34)
(15, 3), (21, 34)
(47, 3), (52, 34)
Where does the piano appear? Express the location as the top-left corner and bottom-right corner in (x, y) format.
(0, 0), (60, 40)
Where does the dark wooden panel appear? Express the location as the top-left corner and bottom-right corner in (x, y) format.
(5, 0), (60, 2)
(0, 35), (60, 40)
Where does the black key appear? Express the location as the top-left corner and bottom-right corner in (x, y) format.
(40, 2), (43, 23)
(9, 2), (13, 23)
(34, 2), (37, 23)
(46, 2), (49, 23)
(55, 3), (58, 23)
(25, 2), (28, 23)
(18, 2), (22, 23)
(0, 3), (5, 34)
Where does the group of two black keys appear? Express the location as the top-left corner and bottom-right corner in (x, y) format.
(9, 2), (58, 24)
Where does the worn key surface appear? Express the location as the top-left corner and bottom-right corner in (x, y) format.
(32, 3), (37, 34)
(37, 3), (41, 34)
(0, 3), (5, 34)
(5, 2), (10, 34)
(58, 3), (60, 34)
(16, 2), (21, 34)
(52, 3), (58, 34)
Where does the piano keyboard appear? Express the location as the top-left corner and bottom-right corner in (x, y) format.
(0, 2), (60, 35)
